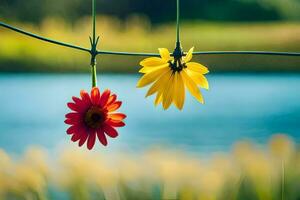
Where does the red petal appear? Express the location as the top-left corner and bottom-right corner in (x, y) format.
(107, 101), (122, 112)
(79, 131), (89, 147)
(100, 89), (111, 107)
(65, 113), (81, 120)
(72, 97), (83, 104)
(80, 90), (91, 105)
(72, 96), (89, 111)
(107, 94), (117, 106)
(66, 125), (80, 135)
(87, 131), (96, 150)
(64, 118), (81, 125)
(71, 132), (82, 142)
(97, 129), (108, 146)
(109, 113), (127, 121)
(103, 124), (118, 138)
(91, 87), (100, 105)
(107, 120), (125, 127)
(67, 103), (80, 112)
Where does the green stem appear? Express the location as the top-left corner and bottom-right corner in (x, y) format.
(91, 63), (97, 87)
(174, 0), (182, 57)
(281, 160), (285, 200)
(92, 0), (96, 44)
(176, 0), (180, 44)
(90, 0), (98, 87)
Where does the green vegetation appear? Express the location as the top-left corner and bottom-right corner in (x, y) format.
(0, 134), (300, 200)
(1, 0), (300, 24)
(0, 17), (300, 73)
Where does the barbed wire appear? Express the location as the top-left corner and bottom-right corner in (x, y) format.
(0, 21), (90, 53)
(1, 21), (299, 57)
(1, 0), (300, 58)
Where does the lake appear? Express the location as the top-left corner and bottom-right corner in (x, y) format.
(0, 73), (299, 154)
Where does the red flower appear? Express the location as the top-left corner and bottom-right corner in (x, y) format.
(65, 87), (126, 150)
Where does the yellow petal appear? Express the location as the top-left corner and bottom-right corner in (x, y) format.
(159, 48), (171, 61)
(137, 65), (169, 88)
(174, 72), (185, 110)
(162, 73), (175, 110)
(139, 63), (169, 73)
(140, 57), (166, 67)
(155, 93), (163, 106)
(155, 70), (173, 106)
(139, 67), (152, 74)
(146, 69), (171, 97)
(186, 62), (209, 74)
(181, 69), (204, 104)
(184, 47), (194, 63)
(186, 69), (209, 90)
(173, 72), (178, 106)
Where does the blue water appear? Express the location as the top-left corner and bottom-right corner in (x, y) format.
(0, 73), (299, 154)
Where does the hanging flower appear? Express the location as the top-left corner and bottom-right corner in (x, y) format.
(65, 87), (126, 150)
(137, 47), (209, 110)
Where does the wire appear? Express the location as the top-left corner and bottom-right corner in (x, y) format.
(1, 21), (300, 57)
(97, 50), (300, 57)
(97, 50), (159, 56)
(0, 21), (90, 53)
(193, 51), (300, 56)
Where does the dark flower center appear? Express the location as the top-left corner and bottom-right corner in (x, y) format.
(84, 106), (107, 129)
(169, 59), (186, 72)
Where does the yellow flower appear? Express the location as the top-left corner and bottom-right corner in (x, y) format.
(137, 47), (209, 110)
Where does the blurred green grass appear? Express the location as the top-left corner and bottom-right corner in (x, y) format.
(0, 16), (300, 73)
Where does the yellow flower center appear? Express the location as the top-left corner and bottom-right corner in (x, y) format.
(169, 59), (186, 72)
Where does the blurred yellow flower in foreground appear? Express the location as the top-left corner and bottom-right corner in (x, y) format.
(269, 134), (295, 160)
(0, 134), (300, 200)
(0, 149), (11, 197)
(137, 47), (209, 110)
(0, 149), (11, 170)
